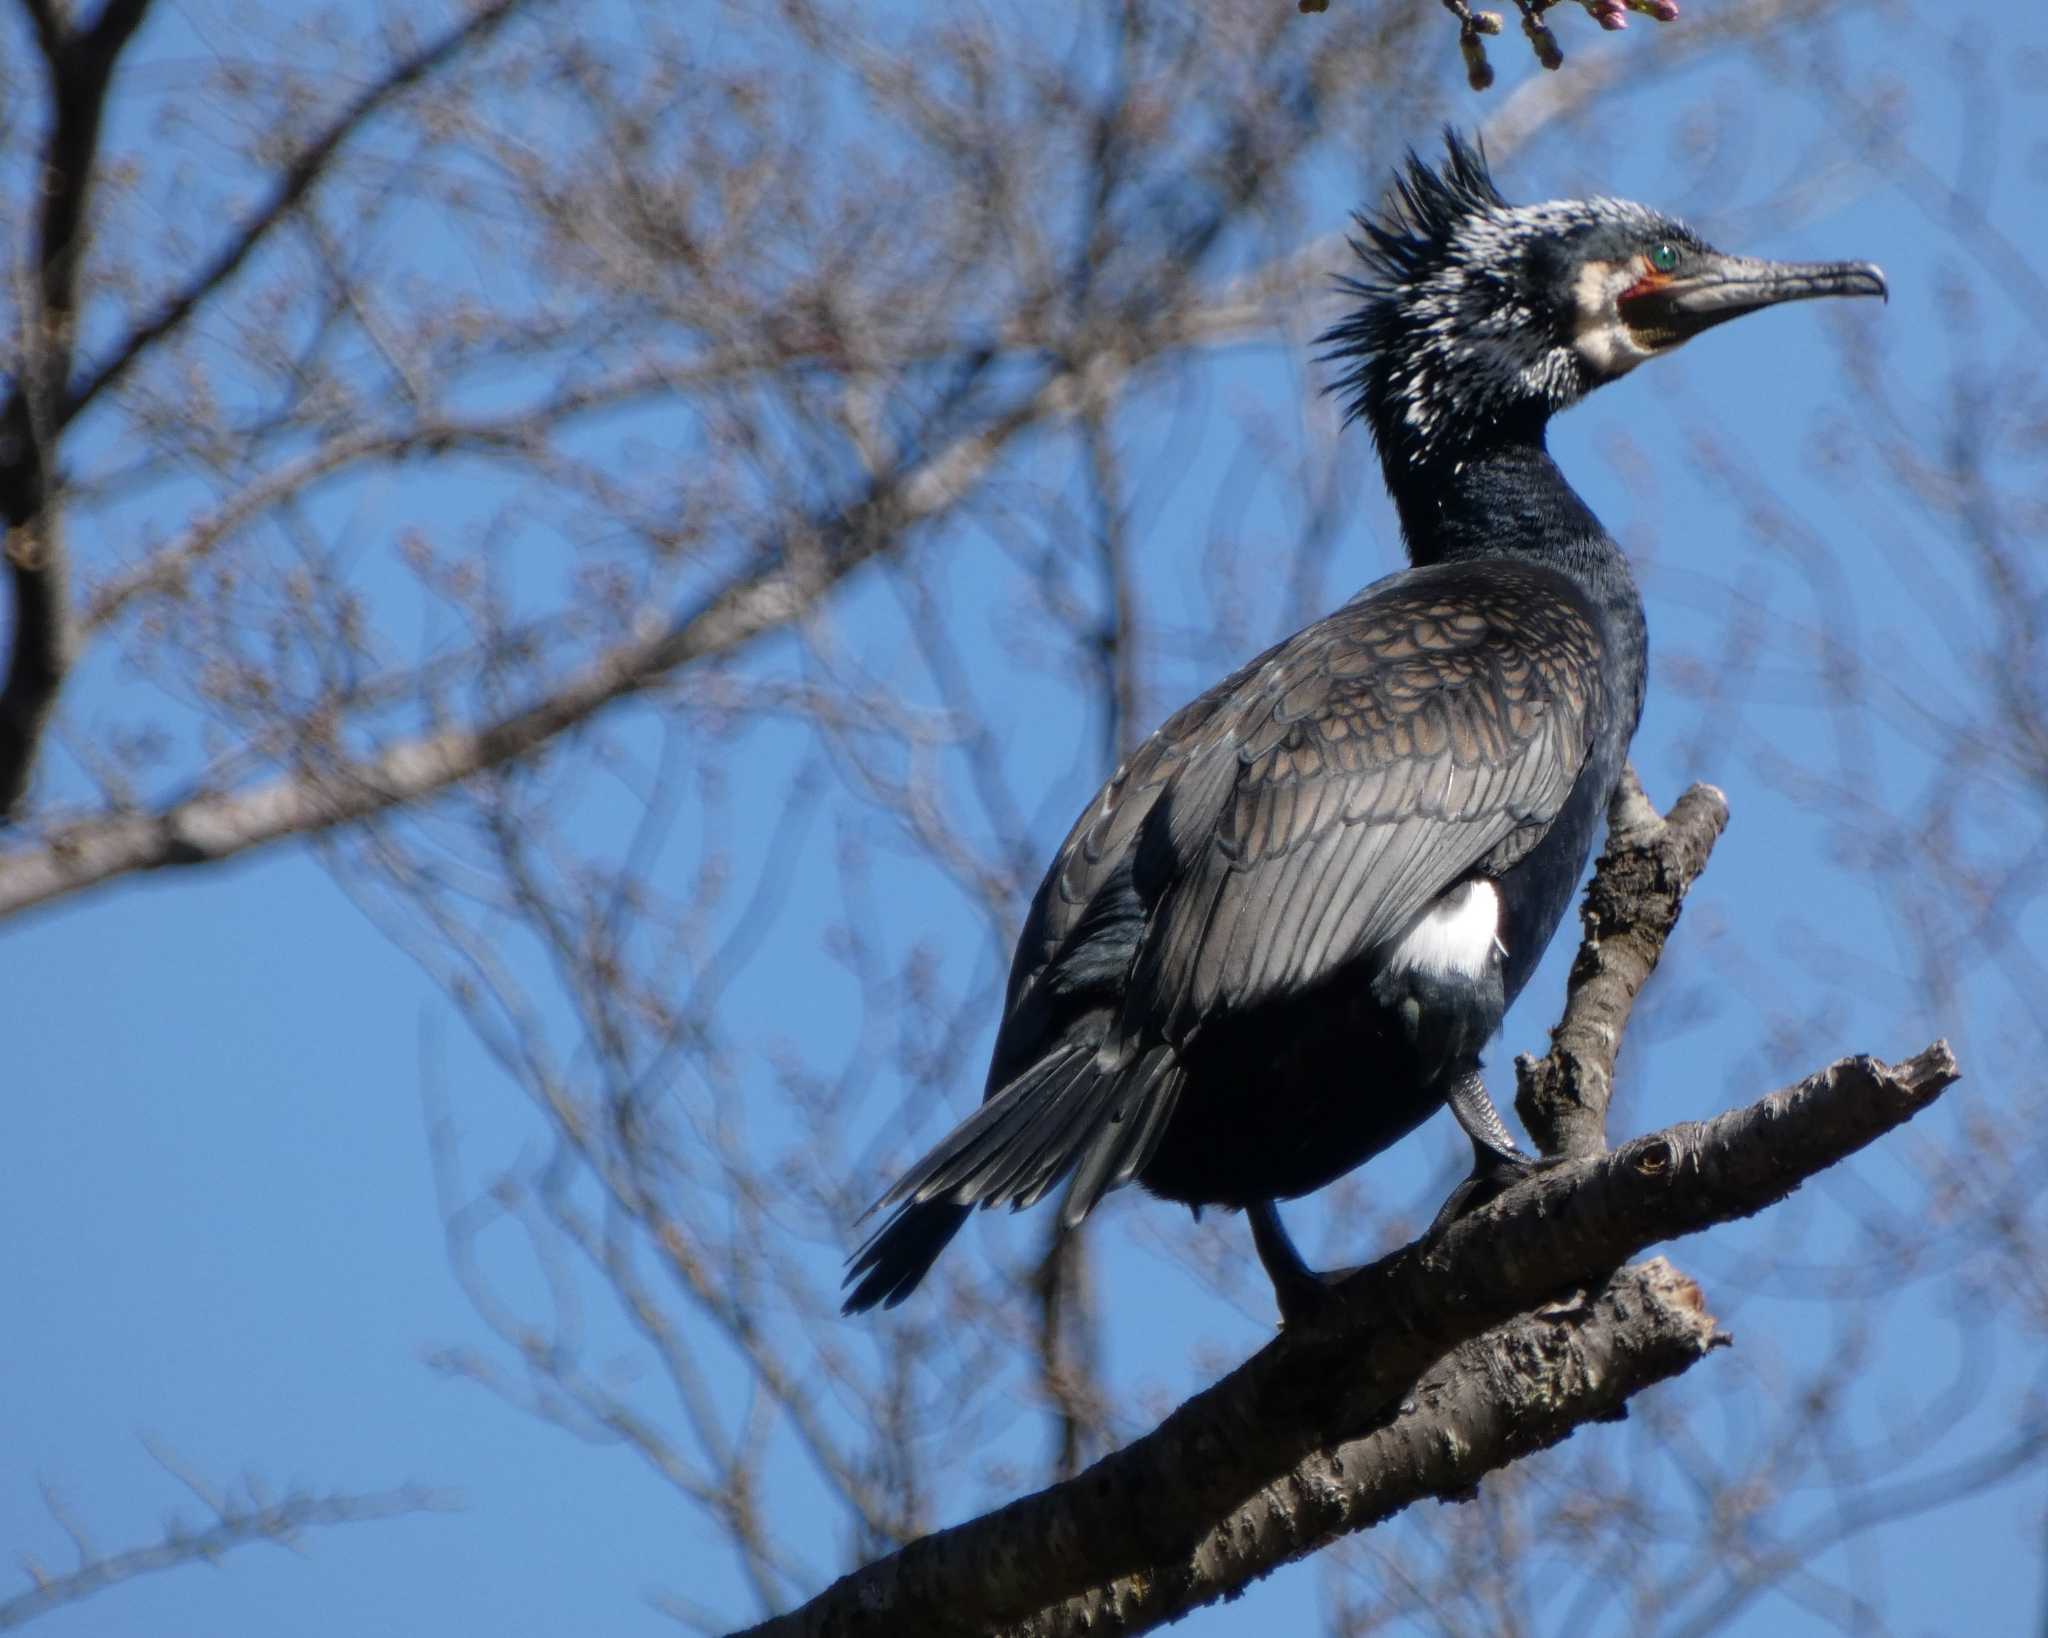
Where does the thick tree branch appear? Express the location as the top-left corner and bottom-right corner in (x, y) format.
(737, 1041), (1958, 1638)
(1020, 1257), (1722, 1635)
(1517, 767), (1731, 1156)
(0, 510), (69, 821)
(0, 0), (155, 816)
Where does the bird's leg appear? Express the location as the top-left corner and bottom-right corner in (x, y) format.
(1247, 1199), (1347, 1326)
(1428, 1069), (1563, 1234)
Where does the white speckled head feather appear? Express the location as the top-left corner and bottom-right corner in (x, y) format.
(1321, 131), (1692, 471)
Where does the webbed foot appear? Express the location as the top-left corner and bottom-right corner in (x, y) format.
(1247, 1198), (1355, 1326)
(1427, 1143), (1566, 1236)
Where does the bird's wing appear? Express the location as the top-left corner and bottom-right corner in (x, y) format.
(1111, 558), (1608, 1050)
(993, 660), (1249, 1041)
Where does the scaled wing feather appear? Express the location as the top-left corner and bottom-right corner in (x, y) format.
(1119, 559), (1604, 1047)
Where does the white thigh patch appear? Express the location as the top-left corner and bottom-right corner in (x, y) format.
(1386, 880), (1501, 982)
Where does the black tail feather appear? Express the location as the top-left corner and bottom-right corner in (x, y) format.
(860, 1040), (1096, 1218)
(940, 1051), (1099, 1206)
(842, 1200), (971, 1313)
(843, 1031), (1181, 1312)
(1059, 1049), (1181, 1229)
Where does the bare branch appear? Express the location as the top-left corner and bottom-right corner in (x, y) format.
(11, 0), (63, 66)
(0, 362), (1077, 919)
(59, 0), (539, 427)
(1303, 0), (1678, 88)
(1485, 0), (1836, 152)
(1661, 1414), (2048, 1638)
(0, 1475), (447, 1631)
(738, 1042), (1958, 1638)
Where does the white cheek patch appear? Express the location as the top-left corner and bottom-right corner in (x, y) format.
(1571, 259), (1659, 380)
(1387, 879), (1501, 982)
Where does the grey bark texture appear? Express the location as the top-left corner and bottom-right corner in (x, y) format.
(1013, 1257), (1724, 1636)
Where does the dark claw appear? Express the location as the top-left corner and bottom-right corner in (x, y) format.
(1432, 1068), (1560, 1232)
(1443, 1067), (1524, 1166)
(1427, 1142), (1565, 1237)
(1270, 1264), (1351, 1327)
(1247, 1198), (1355, 1326)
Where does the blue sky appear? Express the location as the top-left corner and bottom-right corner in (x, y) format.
(4, 2), (2046, 1635)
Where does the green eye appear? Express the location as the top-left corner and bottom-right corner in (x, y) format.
(1648, 242), (1680, 273)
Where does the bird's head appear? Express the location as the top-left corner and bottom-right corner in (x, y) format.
(1323, 131), (1886, 471)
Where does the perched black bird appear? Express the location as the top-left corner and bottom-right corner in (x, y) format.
(845, 132), (1884, 1322)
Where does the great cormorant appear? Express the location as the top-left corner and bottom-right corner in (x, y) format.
(845, 131), (1884, 1323)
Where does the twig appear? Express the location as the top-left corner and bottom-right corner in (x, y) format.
(1516, 767), (1730, 1157)
(59, 0), (541, 427)
(0, 1478), (447, 1631)
(0, 361), (1085, 920)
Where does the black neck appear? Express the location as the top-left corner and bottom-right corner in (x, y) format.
(1383, 430), (1615, 573)
(1382, 426), (1649, 743)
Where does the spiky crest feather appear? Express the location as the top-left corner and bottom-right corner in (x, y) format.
(1321, 129), (1675, 473)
